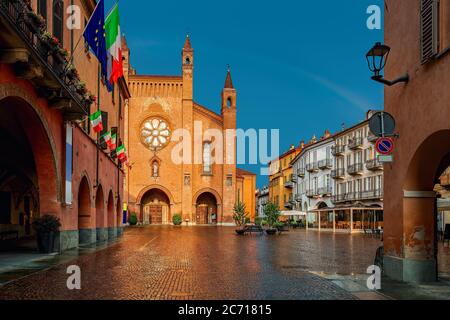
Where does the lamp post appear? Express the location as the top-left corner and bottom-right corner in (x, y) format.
(366, 42), (409, 86)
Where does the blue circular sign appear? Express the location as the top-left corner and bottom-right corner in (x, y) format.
(376, 137), (394, 155)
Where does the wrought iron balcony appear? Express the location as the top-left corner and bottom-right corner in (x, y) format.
(348, 137), (364, 150)
(297, 168), (306, 178)
(360, 189), (384, 200)
(366, 159), (383, 171)
(348, 163), (364, 175)
(332, 194), (347, 203)
(295, 194), (302, 202)
(306, 162), (319, 173)
(331, 168), (345, 179)
(331, 145), (345, 156)
(291, 175), (297, 183)
(0, 0), (89, 120)
(284, 180), (294, 188)
(318, 159), (333, 170)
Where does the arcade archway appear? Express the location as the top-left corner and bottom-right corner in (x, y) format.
(141, 188), (171, 225)
(0, 96), (58, 251)
(399, 130), (450, 282)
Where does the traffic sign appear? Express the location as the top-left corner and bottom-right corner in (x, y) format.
(369, 111), (396, 137)
(376, 137), (394, 155)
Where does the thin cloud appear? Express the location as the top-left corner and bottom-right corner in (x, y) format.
(298, 70), (372, 112)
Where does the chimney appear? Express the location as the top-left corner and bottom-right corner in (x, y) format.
(300, 140), (305, 149)
(324, 129), (331, 138)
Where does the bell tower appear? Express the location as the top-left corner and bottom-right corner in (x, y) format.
(181, 35), (194, 223)
(182, 35), (194, 100)
(221, 67), (237, 224)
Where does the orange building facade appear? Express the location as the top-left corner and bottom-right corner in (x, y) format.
(0, 0), (129, 251)
(383, 0), (450, 283)
(123, 36), (254, 225)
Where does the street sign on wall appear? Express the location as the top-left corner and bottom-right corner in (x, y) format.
(378, 155), (394, 163)
(376, 137), (394, 155)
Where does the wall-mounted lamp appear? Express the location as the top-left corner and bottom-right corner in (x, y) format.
(366, 42), (409, 86)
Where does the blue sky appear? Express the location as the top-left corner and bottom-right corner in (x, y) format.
(106, 0), (384, 187)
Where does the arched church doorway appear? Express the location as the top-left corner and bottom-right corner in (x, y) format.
(0, 96), (57, 252)
(141, 188), (171, 225)
(195, 192), (218, 225)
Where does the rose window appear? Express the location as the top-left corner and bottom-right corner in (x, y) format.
(140, 118), (171, 151)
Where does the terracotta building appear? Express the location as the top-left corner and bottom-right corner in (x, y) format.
(123, 36), (255, 225)
(236, 168), (256, 222)
(383, 0), (450, 283)
(0, 0), (129, 251)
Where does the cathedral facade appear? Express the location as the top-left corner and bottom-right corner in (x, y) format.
(123, 36), (248, 225)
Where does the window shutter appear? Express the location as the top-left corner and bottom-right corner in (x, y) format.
(421, 0), (440, 64)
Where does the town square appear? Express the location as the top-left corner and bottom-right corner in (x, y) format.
(0, 0), (449, 303)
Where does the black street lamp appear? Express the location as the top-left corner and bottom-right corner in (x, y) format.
(366, 42), (409, 86)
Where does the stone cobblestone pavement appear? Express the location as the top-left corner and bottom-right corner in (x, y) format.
(0, 227), (382, 300)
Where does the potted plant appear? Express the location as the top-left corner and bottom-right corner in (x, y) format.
(128, 213), (138, 226)
(264, 202), (281, 235)
(75, 81), (87, 95)
(172, 214), (183, 226)
(65, 64), (79, 82)
(83, 92), (96, 107)
(52, 47), (68, 66)
(233, 201), (248, 235)
(25, 11), (46, 32)
(40, 32), (60, 53)
(32, 215), (61, 254)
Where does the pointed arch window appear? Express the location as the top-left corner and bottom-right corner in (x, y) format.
(53, 0), (64, 46)
(226, 97), (232, 108)
(203, 142), (212, 174)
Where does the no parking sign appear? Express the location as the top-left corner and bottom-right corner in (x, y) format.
(376, 137), (394, 155)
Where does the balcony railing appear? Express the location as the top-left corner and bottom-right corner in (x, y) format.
(331, 145), (346, 156)
(295, 194), (302, 202)
(306, 162), (319, 172)
(318, 186), (332, 196)
(331, 168), (345, 179)
(284, 200), (294, 209)
(366, 159), (383, 171)
(332, 194), (347, 203)
(297, 168), (305, 178)
(0, 0), (89, 119)
(306, 189), (316, 198)
(284, 180), (294, 188)
(291, 175), (297, 183)
(348, 137), (363, 150)
(348, 163), (364, 175)
(360, 189), (384, 200)
(318, 159), (333, 170)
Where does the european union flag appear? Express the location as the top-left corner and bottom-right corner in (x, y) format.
(83, 0), (112, 91)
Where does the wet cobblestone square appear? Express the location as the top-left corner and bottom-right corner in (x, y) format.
(0, 227), (382, 300)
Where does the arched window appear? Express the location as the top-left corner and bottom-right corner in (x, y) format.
(53, 0), (64, 46)
(227, 97), (232, 108)
(185, 56), (191, 65)
(203, 142), (212, 174)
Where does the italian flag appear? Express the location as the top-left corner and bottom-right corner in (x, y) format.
(117, 145), (126, 162)
(90, 111), (103, 133)
(110, 133), (117, 151)
(102, 131), (112, 148)
(105, 4), (123, 84)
